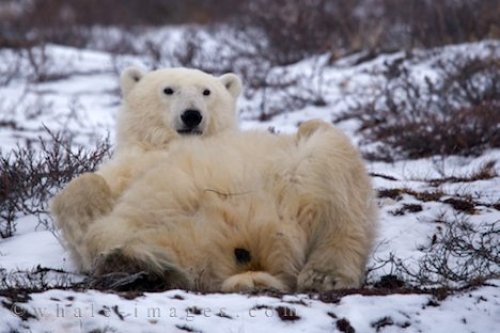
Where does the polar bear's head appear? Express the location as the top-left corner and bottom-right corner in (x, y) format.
(117, 67), (242, 151)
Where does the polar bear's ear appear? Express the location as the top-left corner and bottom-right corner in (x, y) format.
(120, 66), (145, 97)
(219, 73), (242, 98)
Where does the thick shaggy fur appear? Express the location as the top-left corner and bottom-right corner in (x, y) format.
(100, 66), (241, 199)
(54, 119), (378, 292)
(51, 67), (242, 271)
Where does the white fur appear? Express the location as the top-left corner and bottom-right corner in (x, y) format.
(51, 67), (242, 271)
(55, 120), (378, 292)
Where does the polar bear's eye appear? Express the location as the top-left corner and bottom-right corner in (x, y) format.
(163, 87), (174, 95)
(234, 248), (251, 264)
(203, 89), (211, 96)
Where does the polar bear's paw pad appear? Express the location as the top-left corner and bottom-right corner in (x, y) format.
(221, 271), (287, 293)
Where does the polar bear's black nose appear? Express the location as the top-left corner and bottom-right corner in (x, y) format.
(181, 109), (203, 128)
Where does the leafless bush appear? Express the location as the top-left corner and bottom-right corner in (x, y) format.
(368, 217), (499, 287)
(378, 0), (499, 50)
(426, 160), (498, 186)
(23, 44), (71, 83)
(236, 0), (499, 65)
(0, 0), (244, 50)
(81, 28), (142, 56)
(339, 54), (500, 161)
(24, 0), (236, 27)
(0, 51), (21, 86)
(1, 0), (497, 60)
(235, 0), (369, 65)
(0, 266), (81, 293)
(0, 130), (111, 238)
(0, 45), (73, 84)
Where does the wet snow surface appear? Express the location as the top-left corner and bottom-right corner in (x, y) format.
(1, 35), (499, 332)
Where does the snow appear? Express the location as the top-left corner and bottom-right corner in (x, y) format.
(1, 32), (499, 332)
(0, 217), (67, 272)
(1, 283), (498, 332)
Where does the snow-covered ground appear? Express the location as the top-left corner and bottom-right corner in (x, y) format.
(2, 285), (499, 333)
(1, 34), (499, 332)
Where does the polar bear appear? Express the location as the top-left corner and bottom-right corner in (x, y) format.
(98, 66), (242, 198)
(58, 119), (378, 292)
(51, 67), (242, 271)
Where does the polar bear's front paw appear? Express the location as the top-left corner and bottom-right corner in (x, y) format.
(221, 272), (288, 292)
(91, 249), (165, 291)
(297, 268), (338, 291)
(51, 173), (113, 223)
(94, 248), (144, 275)
(297, 119), (331, 141)
(93, 246), (192, 290)
(297, 268), (359, 291)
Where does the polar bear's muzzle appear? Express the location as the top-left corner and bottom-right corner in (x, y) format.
(177, 109), (204, 135)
